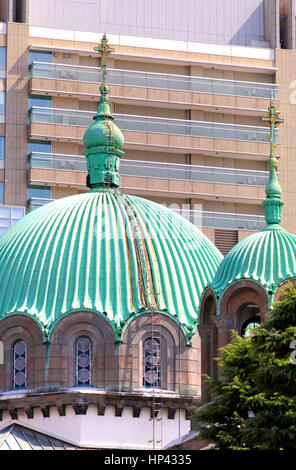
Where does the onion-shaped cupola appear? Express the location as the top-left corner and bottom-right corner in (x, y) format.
(210, 104), (296, 311)
(83, 35), (124, 189)
(0, 35), (223, 343)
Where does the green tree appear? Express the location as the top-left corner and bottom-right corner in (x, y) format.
(192, 285), (296, 450)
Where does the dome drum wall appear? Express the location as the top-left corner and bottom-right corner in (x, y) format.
(0, 311), (201, 396)
(85, 149), (122, 188)
(263, 198), (284, 225)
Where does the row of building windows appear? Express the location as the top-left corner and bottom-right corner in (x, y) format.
(11, 337), (162, 390)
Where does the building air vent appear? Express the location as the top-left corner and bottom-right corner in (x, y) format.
(214, 229), (238, 255)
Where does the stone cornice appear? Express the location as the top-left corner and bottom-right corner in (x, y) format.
(0, 389), (199, 421)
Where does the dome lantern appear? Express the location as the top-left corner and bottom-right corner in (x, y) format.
(83, 35), (124, 190)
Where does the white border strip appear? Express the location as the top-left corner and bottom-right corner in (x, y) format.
(29, 26), (274, 61)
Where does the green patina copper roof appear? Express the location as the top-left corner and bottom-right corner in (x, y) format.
(0, 190), (222, 341)
(210, 104), (296, 310)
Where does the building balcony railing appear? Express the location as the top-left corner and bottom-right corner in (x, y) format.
(27, 197), (265, 231)
(28, 107), (276, 143)
(29, 61), (279, 100)
(28, 152), (270, 187)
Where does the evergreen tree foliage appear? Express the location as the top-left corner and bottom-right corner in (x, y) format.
(192, 285), (296, 450)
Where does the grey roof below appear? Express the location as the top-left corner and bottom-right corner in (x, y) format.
(162, 430), (199, 449)
(0, 424), (83, 450)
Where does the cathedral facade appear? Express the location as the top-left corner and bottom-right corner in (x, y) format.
(0, 38), (296, 450)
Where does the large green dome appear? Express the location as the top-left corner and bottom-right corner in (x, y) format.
(0, 190), (223, 342)
(211, 224), (296, 303)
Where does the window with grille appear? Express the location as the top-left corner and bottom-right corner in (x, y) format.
(12, 340), (27, 389)
(74, 336), (92, 386)
(143, 338), (161, 388)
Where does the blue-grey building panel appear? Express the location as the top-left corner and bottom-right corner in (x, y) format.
(28, 0), (265, 47)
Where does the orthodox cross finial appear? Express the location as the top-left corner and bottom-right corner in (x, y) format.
(262, 103), (284, 226)
(262, 102), (283, 158)
(94, 34), (115, 85)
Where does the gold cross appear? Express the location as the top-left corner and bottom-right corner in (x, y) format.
(94, 34), (115, 85)
(262, 103), (283, 158)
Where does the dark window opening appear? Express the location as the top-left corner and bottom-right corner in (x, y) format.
(13, 0), (25, 23)
(280, 15), (288, 49)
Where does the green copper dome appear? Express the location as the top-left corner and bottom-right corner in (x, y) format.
(210, 104), (296, 311)
(0, 190), (222, 342)
(211, 225), (296, 306)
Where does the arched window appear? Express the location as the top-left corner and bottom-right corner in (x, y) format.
(241, 315), (261, 337)
(12, 340), (27, 389)
(74, 336), (92, 386)
(143, 337), (161, 388)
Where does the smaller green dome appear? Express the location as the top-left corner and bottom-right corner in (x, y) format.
(83, 84), (124, 189)
(211, 225), (296, 304)
(83, 86), (124, 151)
(83, 118), (124, 151)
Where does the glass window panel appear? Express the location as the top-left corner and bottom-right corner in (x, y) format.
(11, 207), (25, 218)
(0, 183), (3, 203)
(0, 47), (6, 78)
(0, 227), (6, 235)
(27, 140), (52, 155)
(74, 336), (92, 386)
(0, 47), (6, 67)
(143, 338), (161, 388)
(0, 92), (5, 113)
(0, 206), (10, 218)
(27, 186), (51, 200)
(29, 50), (52, 65)
(0, 218), (10, 227)
(28, 95), (52, 109)
(0, 137), (4, 158)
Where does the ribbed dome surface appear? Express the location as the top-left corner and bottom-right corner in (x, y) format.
(0, 190), (222, 340)
(211, 225), (296, 299)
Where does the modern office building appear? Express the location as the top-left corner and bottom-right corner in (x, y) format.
(0, 0), (295, 253)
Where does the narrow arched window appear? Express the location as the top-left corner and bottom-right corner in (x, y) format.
(143, 337), (161, 388)
(74, 336), (92, 386)
(241, 315), (261, 337)
(12, 340), (27, 389)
